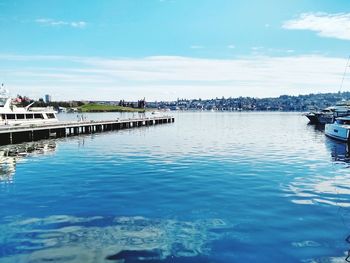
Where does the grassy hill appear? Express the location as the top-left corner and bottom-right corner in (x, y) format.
(79, 103), (145, 113)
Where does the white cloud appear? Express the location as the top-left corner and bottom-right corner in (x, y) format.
(283, 12), (350, 40)
(190, 45), (204, 49)
(227, 45), (235, 49)
(71, 21), (87, 28)
(0, 54), (349, 101)
(35, 18), (87, 28)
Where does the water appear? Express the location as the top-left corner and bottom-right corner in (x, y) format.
(0, 112), (350, 262)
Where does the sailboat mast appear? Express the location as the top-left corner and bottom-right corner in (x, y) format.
(340, 55), (350, 93)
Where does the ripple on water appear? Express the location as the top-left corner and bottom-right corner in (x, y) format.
(0, 112), (350, 262)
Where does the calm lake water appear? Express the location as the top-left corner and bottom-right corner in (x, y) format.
(1, 112), (350, 262)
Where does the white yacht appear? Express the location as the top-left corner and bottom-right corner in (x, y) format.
(0, 86), (58, 126)
(325, 117), (350, 142)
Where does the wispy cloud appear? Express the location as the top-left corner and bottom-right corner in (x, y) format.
(35, 18), (87, 28)
(190, 45), (204, 49)
(227, 45), (235, 49)
(0, 54), (348, 100)
(283, 12), (350, 40)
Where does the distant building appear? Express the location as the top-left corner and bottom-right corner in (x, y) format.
(44, 94), (52, 103)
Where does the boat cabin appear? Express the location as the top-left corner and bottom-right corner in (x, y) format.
(0, 113), (57, 122)
(0, 87), (58, 126)
(335, 117), (350, 125)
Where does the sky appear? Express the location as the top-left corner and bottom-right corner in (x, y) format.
(1, 0), (350, 101)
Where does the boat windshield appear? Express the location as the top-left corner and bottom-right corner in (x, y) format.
(337, 119), (350, 125)
(322, 109), (334, 113)
(0, 98), (7, 107)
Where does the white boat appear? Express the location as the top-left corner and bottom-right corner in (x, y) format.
(325, 116), (350, 142)
(0, 86), (58, 126)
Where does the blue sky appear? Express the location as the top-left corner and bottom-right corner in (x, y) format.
(1, 0), (350, 100)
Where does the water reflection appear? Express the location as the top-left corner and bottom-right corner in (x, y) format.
(307, 123), (325, 133)
(283, 138), (350, 208)
(324, 140), (350, 262)
(0, 141), (56, 183)
(1, 113), (350, 262)
(325, 138), (350, 164)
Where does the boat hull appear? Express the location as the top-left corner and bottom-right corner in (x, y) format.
(305, 113), (318, 124)
(317, 114), (333, 124)
(0, 119), (58, 127)
(305, 112), (334, 124)
(325, 123), (350, 142)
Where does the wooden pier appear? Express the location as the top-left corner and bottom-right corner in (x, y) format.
(0, 116), (175, 146)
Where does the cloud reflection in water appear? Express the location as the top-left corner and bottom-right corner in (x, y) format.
(0, 215), (229, 263)
(283, 138), (350, 207)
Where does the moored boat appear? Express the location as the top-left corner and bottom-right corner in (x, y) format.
(0, 86), (58, 127)
(305, 101), (350, 124)
(325, 116), (350, 142)
(304, 111), (329, 124)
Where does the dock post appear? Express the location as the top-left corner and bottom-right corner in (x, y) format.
(29, 130), (33, 141)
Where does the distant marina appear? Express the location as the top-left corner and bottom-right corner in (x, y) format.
(4, 84), (350, 146)
(304, 99), (350, 142)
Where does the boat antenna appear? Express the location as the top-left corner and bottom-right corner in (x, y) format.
(25, 101), (35, 110)
(0, 83), (9, 96)
(340, 55), (350, 93)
